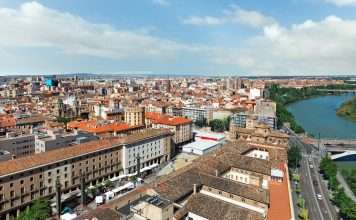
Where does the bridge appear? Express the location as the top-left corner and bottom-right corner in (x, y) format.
(302, 137), (356, 146)
(331, 150), (356, 161)
(301, 137), (356, 160)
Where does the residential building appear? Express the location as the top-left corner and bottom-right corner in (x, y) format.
(72, 131), (293, 220)
(124, 106), (145, 126)
(145, 112), (193, 146)
(181, 107), (213, 122)
(0, 129), (172, 220)
(68, 120), (144, 137)
(0, 132), (35, 158)
(34, 129), (98, 153)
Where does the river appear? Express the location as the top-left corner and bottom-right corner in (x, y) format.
(288, 93), (356, 139)
(288, 93), (356, 168)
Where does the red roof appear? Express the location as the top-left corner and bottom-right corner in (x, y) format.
(267, 163), (292, 220)
(0, 115), (16, 128)
(145, 112), (192, 126)
(68, 120), (139, 134)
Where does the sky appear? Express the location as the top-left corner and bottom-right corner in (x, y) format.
(0, 0), (356, 76)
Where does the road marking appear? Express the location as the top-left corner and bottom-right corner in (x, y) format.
(311, 159), (334, 220)
(304, 156), (325, 220)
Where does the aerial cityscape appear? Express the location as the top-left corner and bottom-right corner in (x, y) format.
(0, 1), (356, 220)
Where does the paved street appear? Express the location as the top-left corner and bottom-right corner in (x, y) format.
(289, 133), (339, 220)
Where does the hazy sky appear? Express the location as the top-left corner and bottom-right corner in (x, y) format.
(0, 0), (356, 75)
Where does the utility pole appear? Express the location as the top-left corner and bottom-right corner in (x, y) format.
(55, 177), (62, 218)
(80, 172), (86, 207)
(136, 154), (141, 178)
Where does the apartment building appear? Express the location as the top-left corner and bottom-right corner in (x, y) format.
(122, 130), (173, 174)
(35, 129), (98, 153)
(0, 132), (35, 159)
(68, 120), (144, 137)
(181, 107), (213, 122)
(145, 112), (193, 146)
(0, 129), (172, 220)
(124, 106), (145, 126)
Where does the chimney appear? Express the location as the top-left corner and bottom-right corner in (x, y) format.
(215, 169), (218, 177)
(193, 184), (197, 194)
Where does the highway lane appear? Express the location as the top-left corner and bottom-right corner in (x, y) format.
(289, 134), (338, 220)
(299, 154), (324, 220)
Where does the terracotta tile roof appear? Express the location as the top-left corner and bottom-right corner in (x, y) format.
(267, 164), (292, 220)
(0, 115), (16, 128)
(145, 112), (192, 126)
(153, 167), (269, 204)
(16, 115), (48, 125)
(0, 129), (171, 177)
(68, 120), (142, 134)
(175, 193), (264, 220)
(74, 208), (122, 220)
(196, 142), (271, 176)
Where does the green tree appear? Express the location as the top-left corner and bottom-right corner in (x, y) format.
(17, 199), (51, 220)
(56, 116), (71, 130)
(299, 208), (309, 220)
(209, 119), (225, 132)
(288, 145), (301, 169)
(195, 117), (207, 128)
(223, 116), (231, 131)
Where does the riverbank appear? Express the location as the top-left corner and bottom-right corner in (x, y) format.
(320, 157), (356, 219)
(288, 94), (356, 139)
(337, 96), (356, 121)
(269, 85), (330, 133)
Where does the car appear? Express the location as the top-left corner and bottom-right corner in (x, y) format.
(310, 164), (314, 169)
(317, 194), (322, 200)
(313, 180), (318, 186)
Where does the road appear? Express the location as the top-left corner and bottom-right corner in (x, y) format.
(289, 133), (338, 220)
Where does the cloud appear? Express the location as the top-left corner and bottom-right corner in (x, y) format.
(152, 0), (170, 6)
(324, 0), (356, 6)
(1, 2), (356, 75)
(182, 16), (224, 26)
(0, 1), (194, 61)
(182, 6), (276, 28)
(214, 15), (356, 75)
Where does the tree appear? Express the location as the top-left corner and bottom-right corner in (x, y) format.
(56, 116), (71, 130)
(299, 208), (309, 220)
(209, 119), (225, 132)
(288, 145), (301, 169)
(195, 117), (207, 128)
(17, 199), (51, 220)
(223, 116), (231, 131)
